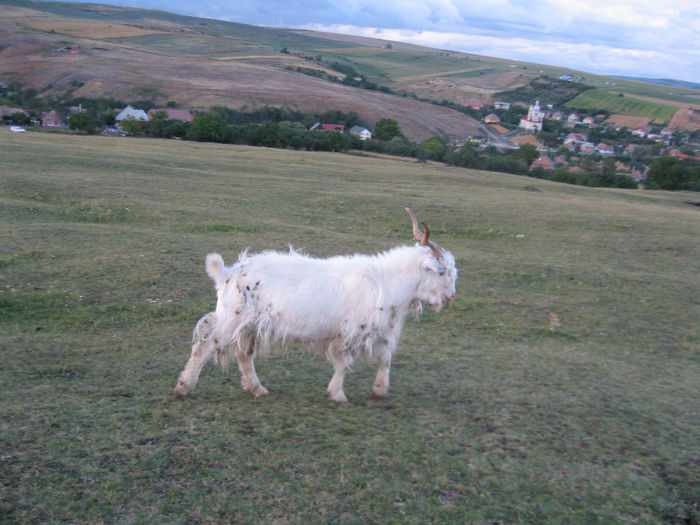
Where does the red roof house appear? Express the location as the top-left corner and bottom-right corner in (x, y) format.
(320, 124), (345, 132)
(41, 110), (64, 128)
(596, 143), (614, 155)
(530, 156), (555, 170)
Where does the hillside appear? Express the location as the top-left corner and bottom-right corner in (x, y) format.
(2, 131), (699, 523)
(0, 0), (489, 140)
(1, 0), (699, 135)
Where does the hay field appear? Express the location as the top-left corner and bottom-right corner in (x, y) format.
(605, 114), (652, 129)
(617, 93), (700, 132)
(565, 90), (677, 124)
(19, 17), (166, 39)
(1, 131), (698, 523)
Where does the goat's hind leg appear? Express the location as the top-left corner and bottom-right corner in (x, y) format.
(173, 313), (217, 397)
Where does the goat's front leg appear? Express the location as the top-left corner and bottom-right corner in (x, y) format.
(174, 313), (216, 397)
(372, 346), (394, 399)
(235, 344), (268, 398)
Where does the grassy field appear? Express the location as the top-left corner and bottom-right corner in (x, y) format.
(1, 131), (698, 523)
(318, 49), (502, 83)
(564, 90), (678, 123)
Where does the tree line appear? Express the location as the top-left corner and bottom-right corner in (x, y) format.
(61, 106), (700, 190)
(120, 108), (412, 154)
(3, 83), (696, 191)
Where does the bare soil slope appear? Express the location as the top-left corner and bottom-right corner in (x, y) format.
(0, 6), (483, 141)
(669, 108), (700, 132)
(394, 71), (531, 106)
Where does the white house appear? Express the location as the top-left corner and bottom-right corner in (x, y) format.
(566, 113), (581, 126)
(115, 105), (149, 122)
(660, 127), (674, 139)
(564, 132), (587, 150)
(349, 125), (372, 140)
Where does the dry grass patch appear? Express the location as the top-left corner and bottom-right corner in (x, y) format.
(669, 108), (700, 132)
(20, 18), (167, 39)
(316, 47), (390, 57)
(619, 92), (700, 111)
(605, 114), (652, 129)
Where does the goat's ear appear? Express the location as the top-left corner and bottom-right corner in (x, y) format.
(421, 258), (440, 273)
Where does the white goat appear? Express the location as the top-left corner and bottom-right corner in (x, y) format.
(173, 208), (457, 402)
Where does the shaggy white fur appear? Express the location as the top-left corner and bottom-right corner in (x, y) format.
(173, 209), (457, 402)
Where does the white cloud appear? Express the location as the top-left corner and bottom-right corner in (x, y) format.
(306, 23), (699, 81)
(292, 0), (700, 81)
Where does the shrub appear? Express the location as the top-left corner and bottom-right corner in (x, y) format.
(186, 113), (228, 143)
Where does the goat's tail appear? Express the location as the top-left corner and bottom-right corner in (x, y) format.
(205, 252), (226, 287)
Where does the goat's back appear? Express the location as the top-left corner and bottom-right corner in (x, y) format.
(218, 251), (380, 342)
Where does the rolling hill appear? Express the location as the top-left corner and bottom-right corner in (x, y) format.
(1, 0), (699, 136)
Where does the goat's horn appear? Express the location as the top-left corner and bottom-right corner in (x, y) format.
(405, 207), (425, 243)
(420, 221), (430, 246)
(406, 207), (443, 259)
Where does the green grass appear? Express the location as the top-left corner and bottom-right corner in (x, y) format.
(105, 33), (273, 58)
(446, 68), (498, 79)
(321, 50), (486, 81)
(564, 89), (678, 123)
(1, 132), (698, 523)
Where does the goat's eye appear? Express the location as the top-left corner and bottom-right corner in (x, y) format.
(438, 268), (446, 276)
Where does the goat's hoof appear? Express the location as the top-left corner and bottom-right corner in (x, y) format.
(252, 385), (269, 397)
(329, 392), (348, 403)
(372, 390), (388, 399)
(173, 384), (189, 398)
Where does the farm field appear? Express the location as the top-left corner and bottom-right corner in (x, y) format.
(604, 114), (652, 130)
(564, 90), (678, 123)
(1, 131), (699, 523)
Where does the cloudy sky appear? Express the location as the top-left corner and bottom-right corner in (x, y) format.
(59, 0), (699, 83)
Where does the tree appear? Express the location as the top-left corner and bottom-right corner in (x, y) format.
(100, 111), (116, 127)
(373, 118), (402, 141)
(646, 156), (690, 190)
(9, 112), (30, 125)
(248, 121), (283, 147)
(324, 130), (348, 152)
(68, 112), (97, 134)
(517, 143), (539, 166)
(186, 113), (228, 143)
(446, 142), (480, 168)
(384, 136), (416, 157)
(119, 116), (148, 135)
(141, 111), (188, 139)
(419, 136), (448, 161)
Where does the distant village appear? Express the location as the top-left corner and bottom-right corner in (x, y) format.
(463, 98), (699, 183)
(2, 87), (698, 188)
(0, 102), (374, 142)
